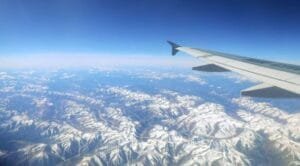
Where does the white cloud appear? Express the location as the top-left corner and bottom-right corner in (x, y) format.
(0, 54), (199, 69)
(222, 73), (259, 83)
(134, 71), (206, 85)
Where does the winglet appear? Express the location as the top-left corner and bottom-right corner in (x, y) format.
(167, 41), (180, 56)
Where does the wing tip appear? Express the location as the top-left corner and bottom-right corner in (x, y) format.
(167, 40), (180, 56)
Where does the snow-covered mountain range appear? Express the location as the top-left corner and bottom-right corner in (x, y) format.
(0, 68), (299, 165)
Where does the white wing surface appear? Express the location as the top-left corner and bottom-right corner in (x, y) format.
(168, 41), (300, 98)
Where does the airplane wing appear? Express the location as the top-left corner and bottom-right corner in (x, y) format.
(167, 41), (300, 98)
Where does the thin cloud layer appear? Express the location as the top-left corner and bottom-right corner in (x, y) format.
(0, 54), (200, 69)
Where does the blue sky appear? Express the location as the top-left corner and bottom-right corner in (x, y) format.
(1, 0), (300, 62)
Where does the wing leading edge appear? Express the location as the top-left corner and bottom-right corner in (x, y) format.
(167, 41), (300, 98)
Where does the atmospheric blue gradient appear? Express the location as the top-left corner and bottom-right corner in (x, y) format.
(1, 0), (300, 61)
